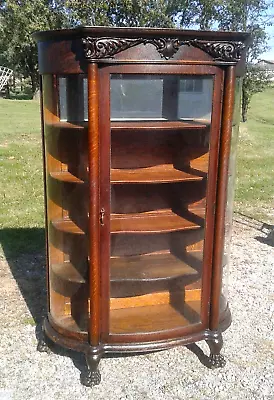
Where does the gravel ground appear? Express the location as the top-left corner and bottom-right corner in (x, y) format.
(0, 216), (273, 400)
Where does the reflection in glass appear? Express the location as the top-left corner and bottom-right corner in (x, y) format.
(58, 75), (87, 121)
(111, 75), (164, 120)
(178, 77), (213, 120)
(110, 74), (213, 122)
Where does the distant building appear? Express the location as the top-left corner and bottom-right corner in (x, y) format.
(257, 59), (274, 81)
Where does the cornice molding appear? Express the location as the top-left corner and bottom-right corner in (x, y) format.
(82, 36), (246, 62)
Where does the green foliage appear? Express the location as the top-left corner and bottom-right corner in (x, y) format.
(0, 0), (273, 103)
(63, 0), (183, 27)
(0, 0), (68, 94)
(242, 64), (272, 121)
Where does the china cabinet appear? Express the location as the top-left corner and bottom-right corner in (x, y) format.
(33, 27), (249, 387)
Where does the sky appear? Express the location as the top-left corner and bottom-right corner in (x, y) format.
(259, 5), (274, 60)
(260, 24), (274, 60)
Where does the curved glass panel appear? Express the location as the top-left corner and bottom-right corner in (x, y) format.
(42, 74), (89, 335)
(221, 78), (242, 316)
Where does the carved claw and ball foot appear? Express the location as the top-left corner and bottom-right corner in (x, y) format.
(81, 348), (102, 387)
(82, 369), (101, 387)
(207, 353), (226, 369)
(205, 331), (226, 369)
(37, 331), (52, 354)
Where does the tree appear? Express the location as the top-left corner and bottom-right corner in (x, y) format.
(63, 0), (195, 28)
(0, 0), (273, 105)
(0, 0), (68, 95)
(215, 0), (274, 121)
(241, 64), (271, 121)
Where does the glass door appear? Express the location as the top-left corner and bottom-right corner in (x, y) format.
(104, 66), (223, 338)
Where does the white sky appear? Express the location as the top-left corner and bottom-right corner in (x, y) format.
(260, 24), (274, 60)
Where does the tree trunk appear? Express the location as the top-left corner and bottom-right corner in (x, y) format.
(30, 73), (37, 96)
(241, 86), (249, 122)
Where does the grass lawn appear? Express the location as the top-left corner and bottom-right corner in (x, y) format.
(235, 87), (274, 223)
(0, 88), (273, 258)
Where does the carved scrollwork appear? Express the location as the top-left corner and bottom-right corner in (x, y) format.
(190, 40), (246, 61)
(82, 36), (246, 62)
(82, 37), (143, 59)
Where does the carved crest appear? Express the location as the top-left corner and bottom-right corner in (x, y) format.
(145, 38), (181, 59)
(82, 36), (246, 62)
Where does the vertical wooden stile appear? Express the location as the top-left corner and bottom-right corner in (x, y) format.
(210, 66), (236, 331)
(39, 75), (50, 312)
(87, 63), (101, 346)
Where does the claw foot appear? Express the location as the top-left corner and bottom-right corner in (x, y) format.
(37, 336), (52, 354)
(208, 353), (226, 369)
(82, 370), (101, 387)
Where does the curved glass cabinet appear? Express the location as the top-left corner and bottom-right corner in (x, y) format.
(33, 27), (249, 387)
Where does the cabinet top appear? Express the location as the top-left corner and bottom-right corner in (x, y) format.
(33, 26), (250, 44)
(33, 27), (250, 73)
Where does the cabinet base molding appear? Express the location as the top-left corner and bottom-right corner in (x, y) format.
(42, 308), (231, 386)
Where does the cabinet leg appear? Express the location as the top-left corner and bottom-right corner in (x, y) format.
(205, 331), (226, 369)
(82, 349), (102, 387)
(37, 330), (52, 354)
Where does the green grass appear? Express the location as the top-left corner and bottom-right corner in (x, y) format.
(0, 89), (273, 258)
(235, 87), (274, 223)
(0, 99), (45, 257)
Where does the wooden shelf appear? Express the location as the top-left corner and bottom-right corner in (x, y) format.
(51, 209), (203, 236)
(111, 164), (204, 184)
(54, 315), (88, 334)
(49, 171), (85, 184)
(110, 251), (202, 282)
(51, 263), (86, 284)
(110, 301), (201, 334)
(51, 219), (85, 235)
(45, 121), (88, 130)
(111, 120), (209, 131)
(110, 288), (201, 309)
(111, 209), (202, 234)
(51, 262), (87, 296)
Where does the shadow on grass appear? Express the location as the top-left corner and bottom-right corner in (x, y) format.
(0, 227), (47, 325)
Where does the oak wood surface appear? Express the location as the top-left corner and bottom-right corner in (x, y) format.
(210, 66), (236, 331)
(111, 208), (203, 234)
(109, 301), (201, 335)
(111, 164), (204, 184)
(87, 63), (101, 345)
(110, 251), (202, 282)
(50, 171), (85, 184)
(35, 27), (244, 351)
(111, 120), (209, 130)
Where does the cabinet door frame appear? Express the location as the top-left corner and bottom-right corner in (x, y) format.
(98, 63), (224, 343)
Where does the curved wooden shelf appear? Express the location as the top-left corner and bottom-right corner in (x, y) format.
(49, 171), (85, 184)
(51, 262), (87, 284)
(110, 251), (202, 282)
(111, 209), (202, 234)
(111, 120), (209, 131)
(111, 164), (204, 184)
(52, 315), (88, 334)
(45, 121), (88, 130)
(51, 219), (85, 235)
(110, 300), (201, 334)
(50, 262), (87, 296)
